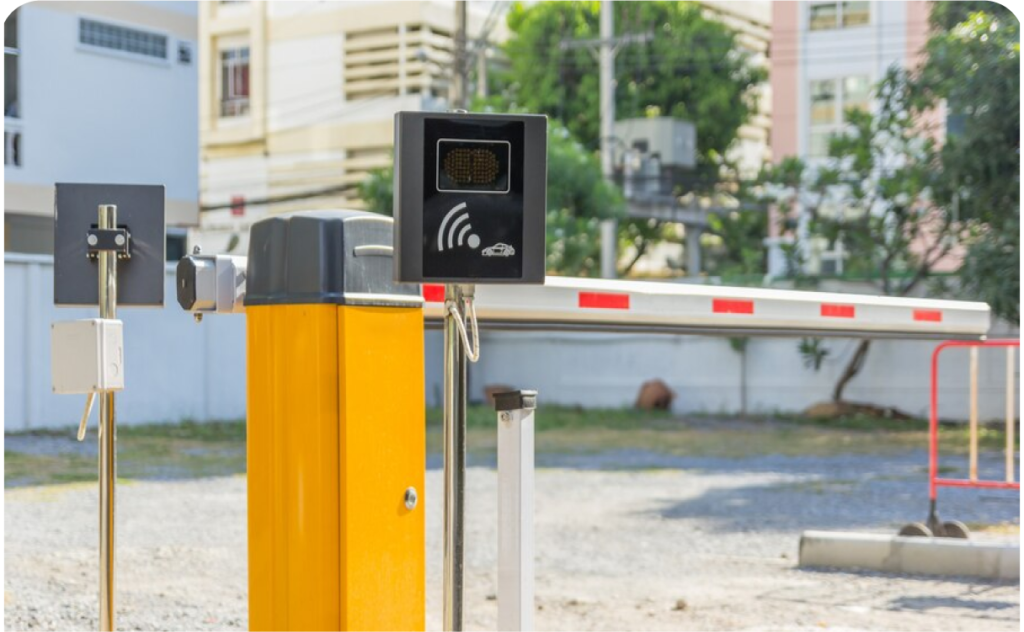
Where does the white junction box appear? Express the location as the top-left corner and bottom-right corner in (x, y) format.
(51, 319), (125, 394)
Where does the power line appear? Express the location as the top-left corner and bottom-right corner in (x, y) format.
(199, 182), (362, 213)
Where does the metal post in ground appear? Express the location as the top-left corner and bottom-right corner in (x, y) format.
(443, 284), (468, 631)
(97, 204), (118, 632)
(495, 390), (536, 632)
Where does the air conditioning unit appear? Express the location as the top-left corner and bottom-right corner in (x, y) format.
(613, 117), (697, 169)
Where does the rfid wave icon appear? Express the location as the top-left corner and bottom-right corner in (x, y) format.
(437, 202), (481, 252)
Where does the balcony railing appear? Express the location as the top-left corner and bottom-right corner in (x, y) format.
(220, 97), (250, 118)
(5, 119), (22, 167)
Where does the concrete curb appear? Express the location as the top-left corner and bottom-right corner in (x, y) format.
(799, 530), (1020, 580)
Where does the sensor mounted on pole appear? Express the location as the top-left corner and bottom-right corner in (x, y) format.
(393, 111), (547, 284)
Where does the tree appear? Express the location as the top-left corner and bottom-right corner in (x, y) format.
(358, 165), (393, 216)
(358, 120), (622, 277)
(703, 208), (768, 278)
(502, 1), (764, 172)
(500, 1), (766, 272)
(757, 68), (955, 404)
(912, 4), (1020, 324)
(544, 124), (625, 276)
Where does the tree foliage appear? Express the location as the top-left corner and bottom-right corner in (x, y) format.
(498, 1), (766, 274)
(502, 1), (765, 176)
(358, 166), (394, 216)
(755, 2), (1020, 399)
(755, 68), (955, 402)
(912, 4), (1020, 323)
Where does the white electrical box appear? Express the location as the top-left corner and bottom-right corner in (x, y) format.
(51, 319), (125, 394)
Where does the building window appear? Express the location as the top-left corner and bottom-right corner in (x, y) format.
(220, 47), (250, 117)
(5, 8), (19, 119)
(5, 128), (21, 166)
(809, 75), (870, 157)
(178, 42), (192, 65)
(79, 18), (168, 60)
(809, 1), (869, 30)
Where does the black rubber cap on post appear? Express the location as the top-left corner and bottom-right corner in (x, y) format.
(494, 390), (538, 412)
(244, 210), (420, 307)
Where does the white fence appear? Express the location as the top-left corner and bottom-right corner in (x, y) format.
(466, 330), (1018, 421)
(5, 254), (246, 430)
(5, 254), (1018, 431)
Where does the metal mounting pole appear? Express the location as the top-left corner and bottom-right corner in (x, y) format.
(443, 284), (467, 631)
(97, 204), (118, 631)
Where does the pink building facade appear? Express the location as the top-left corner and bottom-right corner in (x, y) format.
(766, 1), (937, 278)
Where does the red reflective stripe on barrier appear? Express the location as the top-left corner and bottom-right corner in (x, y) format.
(821, 303), (855, 318)
(578, 292), (630, 310)
(914, 309), (943, 322)
(712, 299), (754, 315)
(423, 284), (445, 303)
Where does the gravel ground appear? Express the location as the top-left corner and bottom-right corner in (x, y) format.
(5, 450), (1019, 631)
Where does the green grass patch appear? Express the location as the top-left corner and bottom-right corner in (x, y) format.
(5, 451), (96, 486)
(6, 420), (247, 487)
(425, 407), (950, 460)
(426, 405), (665, 432)
(8, 408), (1014, 486)
(117, 419), (247, 442)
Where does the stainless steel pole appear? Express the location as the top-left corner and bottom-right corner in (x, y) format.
(97, 204), (118, 632)
(443, 284), (467, 631)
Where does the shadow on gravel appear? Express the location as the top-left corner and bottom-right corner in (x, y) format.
(890, 594), (1018, 612)
(649, 451), (1020, 535)
(760, 571), (1019, 623)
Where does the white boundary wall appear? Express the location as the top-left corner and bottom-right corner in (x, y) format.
(5, 255), (1017, 430)
(5, 255), (246, 431)
(464, 329), (1018, 420)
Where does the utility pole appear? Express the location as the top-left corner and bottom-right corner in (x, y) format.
(561, 4), (650, 279)
(598, 2), (616, 279)
(452, 0), (468, 110)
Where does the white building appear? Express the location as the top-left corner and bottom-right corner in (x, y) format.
(4, 1), (199, 258)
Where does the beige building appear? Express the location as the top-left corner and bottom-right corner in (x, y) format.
(197, 1), (504, 253)
(701, 1), (772, 179)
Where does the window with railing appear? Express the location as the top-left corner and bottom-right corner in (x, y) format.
(220, 47), (250, 117)
(6, 8), (20, 119)
(5, 127), (21, 166)
(809, 1), (870, 31)
(808, 75), (869, 157)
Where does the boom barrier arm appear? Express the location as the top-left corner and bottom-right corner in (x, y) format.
(177, 254), (990, 340)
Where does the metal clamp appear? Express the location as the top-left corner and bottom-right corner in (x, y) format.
(86, 227), (131, 260)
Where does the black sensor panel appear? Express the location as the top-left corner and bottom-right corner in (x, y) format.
(393, 111), (547, 284)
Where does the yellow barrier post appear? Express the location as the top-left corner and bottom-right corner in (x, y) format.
(244, 211), (425, 631)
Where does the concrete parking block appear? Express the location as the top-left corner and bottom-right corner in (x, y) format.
(799, 530), (1020, 580)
